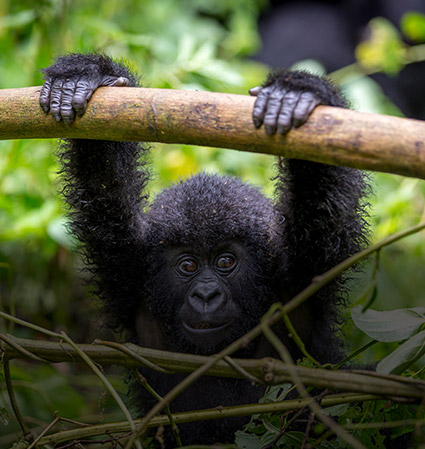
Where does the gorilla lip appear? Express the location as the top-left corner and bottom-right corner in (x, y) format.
(182, 321), (230, 333)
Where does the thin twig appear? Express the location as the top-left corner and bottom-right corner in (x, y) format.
(58, 332), (143, 449)
(223, 356), (264, 385)
(0, 334), (49, 363)
(3, 360), (34, 444)
(37, 394), (379, 446)
(96, 339), (173, 374)
(132, 370), (182, 447)
(281, 314), (320, 366)
(261, 319), (366, 449)
(27, 416), (60, 449)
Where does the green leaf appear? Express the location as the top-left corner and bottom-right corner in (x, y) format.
(278, 432), (306, 448)
(377, 329), (425, 374)
(234, 430), (274, 449)
(355, 17), (405, 75)
(259, 383), (292, 403)
(262, 418), (280, 435)
(401, 11), (425, 43)
(351, 306), (425, 342)
(322, 403), (349, 417)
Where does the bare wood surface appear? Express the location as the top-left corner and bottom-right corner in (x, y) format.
(1, 85), (425, 179)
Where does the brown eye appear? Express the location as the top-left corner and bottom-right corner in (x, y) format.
(179, 259), (198, 273)
(216, 255), (235, 270)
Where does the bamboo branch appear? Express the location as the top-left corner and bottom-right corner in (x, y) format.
(2, 335), (425, 400)
(1, 86), (425, 179)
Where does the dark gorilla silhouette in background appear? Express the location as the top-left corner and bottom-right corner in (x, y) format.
(256, 0), (425, 119)
(40, 54), (369, 445)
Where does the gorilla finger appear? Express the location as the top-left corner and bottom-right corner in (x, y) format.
(252, 88), (270, 128)
(276, 90), (300, 134)
(60, 79), (78, 124)
(112, 76), (130, 87)
(39, 79), (53, 113)
(101, 75), (129, 87)
(50, 78), (65, 122)
(249, 86), (262, 97)
(263, 87), (286, 135)
(72, 79), (97, 116)
(293, 92), (321, 128)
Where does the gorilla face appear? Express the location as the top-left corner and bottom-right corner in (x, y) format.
(141, 239), (276, 354)
(172, 242), (245, 348)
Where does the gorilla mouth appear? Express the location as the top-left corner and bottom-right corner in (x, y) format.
(194, 322), (221, 330)
(183, 321), (230, 333)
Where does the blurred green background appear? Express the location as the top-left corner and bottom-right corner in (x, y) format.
(0, 0), (424, 443)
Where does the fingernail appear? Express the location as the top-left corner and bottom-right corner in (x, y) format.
(277, 125), (290, 134)
(265, 125), (275, 135)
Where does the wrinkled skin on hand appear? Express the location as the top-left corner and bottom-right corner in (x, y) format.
(250, 84), (320, 135)
(40, 73), (129, 124)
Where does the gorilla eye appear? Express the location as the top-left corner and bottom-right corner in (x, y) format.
(216, 255), (236, 271)
(179, 258), (198, 274)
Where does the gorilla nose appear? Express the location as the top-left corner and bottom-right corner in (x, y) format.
(188, 282), (226, 313)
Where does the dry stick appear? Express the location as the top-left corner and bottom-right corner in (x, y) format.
(1, 86), (425, 179)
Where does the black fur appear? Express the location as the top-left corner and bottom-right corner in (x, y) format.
(41, 54), (369, 446)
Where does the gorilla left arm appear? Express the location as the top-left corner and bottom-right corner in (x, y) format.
(252, 70), (369, 361)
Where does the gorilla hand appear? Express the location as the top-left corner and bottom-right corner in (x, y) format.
(40, 69), (129, 124)
(250, 82), (320, 135)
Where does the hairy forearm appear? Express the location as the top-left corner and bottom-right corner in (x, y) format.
(277, 159), (369, 285)
(59, 141), (149, 253)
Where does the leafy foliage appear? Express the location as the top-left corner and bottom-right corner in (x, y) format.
(355, 18), (405, 75)
(352, 306), (425, 374)
(235, 391), (423, 449)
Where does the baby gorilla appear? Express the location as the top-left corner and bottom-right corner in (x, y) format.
(40, 54), (368, 446)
